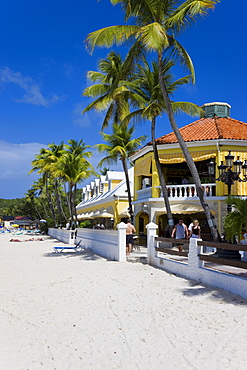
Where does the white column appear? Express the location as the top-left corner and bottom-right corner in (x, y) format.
(117, 222), (127, 262)
(188, 238), (203, 279)
(146, 222), (158, 265)
(69, 231), (75, 244)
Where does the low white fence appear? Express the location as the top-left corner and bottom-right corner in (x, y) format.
(48, 222), (128, 262)
(146, 222), (247, 299)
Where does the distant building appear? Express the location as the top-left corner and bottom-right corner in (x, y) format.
(76, 168), (134, 228)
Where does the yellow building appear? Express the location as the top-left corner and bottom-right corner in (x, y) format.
(76, 168), (133, 228)
(130, 102), (247, 238)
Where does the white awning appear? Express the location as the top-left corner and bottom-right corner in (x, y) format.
(155, 203), (215, 215)
(170, 203), (204, 214)
(119, 207), (130, 217)
(77, 214), (85, 219)
(100, 209), (114, 218)
(92, 210), (100, 218)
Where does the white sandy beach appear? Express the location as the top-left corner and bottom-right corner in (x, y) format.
(0, 233), (247, 370)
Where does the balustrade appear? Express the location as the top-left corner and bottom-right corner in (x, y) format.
(157, 183), (216, 199)
(136, 183), (216, 201)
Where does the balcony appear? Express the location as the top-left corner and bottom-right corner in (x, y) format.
(136, 187), (152, 201)
(158, 183), (216, 199)
(136, 183), (216, 202)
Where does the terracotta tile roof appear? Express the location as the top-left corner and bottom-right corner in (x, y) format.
(150, 116), (247, 145)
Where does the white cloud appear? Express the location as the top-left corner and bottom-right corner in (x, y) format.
(0, 141), (123, 199)
(72, 102), (105, 128)
(0, 141), (46, 180)
(0, 67), (64, 107)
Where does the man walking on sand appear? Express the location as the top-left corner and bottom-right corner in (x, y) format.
(126, 218), (136, 256)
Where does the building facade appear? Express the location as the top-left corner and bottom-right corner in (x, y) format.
(130, 102), (247, 238)
(76, 168), (133, 228)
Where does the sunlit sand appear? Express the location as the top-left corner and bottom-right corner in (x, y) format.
(0, 233), (246, 369)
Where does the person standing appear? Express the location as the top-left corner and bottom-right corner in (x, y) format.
(171, 219), (189, 252)
(190, 219), (201, 239)
(126, 218), (136, 256)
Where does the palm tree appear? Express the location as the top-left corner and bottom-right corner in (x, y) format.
(85, 0), (220, 240)
(83, 51), (142, 130)
(29, 148), (57, 224)
(41, 142), (67, 226)
(96, 122), (147, 220)
(125, 59), (203, 230)
(24, 189), (42, 219)
(31, 178), (50, 219)
(223, 196), (247, 243)
(83, 51), (146, 220)
(99, 167), (110, 176)
(54, 141), (94, 226)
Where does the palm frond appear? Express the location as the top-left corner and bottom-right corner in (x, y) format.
(85, 25), (138, 53)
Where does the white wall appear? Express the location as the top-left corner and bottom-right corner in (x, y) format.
(48, 222), (127, 262)
(147, 223), (247, 300)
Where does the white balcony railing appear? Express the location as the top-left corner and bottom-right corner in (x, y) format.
(136, 183), (216, 201)
(157, 183), (216, 198)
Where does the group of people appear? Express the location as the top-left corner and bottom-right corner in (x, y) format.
(171, 218), (201, 252)
(125, 218), (201, 255)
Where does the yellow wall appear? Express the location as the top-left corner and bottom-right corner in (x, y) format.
(111, 179), (122, 190)
(134, 144), (247, 197)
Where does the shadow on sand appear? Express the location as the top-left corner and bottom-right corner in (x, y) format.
(178, 279), (247, 306)
(44, 248), (110, 261)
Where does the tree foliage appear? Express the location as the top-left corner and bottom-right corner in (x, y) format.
(224, 196), (247, 242)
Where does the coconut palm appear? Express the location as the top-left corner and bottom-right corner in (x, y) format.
(99, 167), (110, 176)
(54, 142), (94, 226)
(126, 59), (203, 230)
(41, 142), (68, 226)
(96, 123), (147, 219)
(31, 179), (49, 219)
(83, 51), (143, 130)
(83, 51), (146, 220)
(24, 189), (42, 220)
(85, 0), (220, 240)
(29, 148), (57, 224)
(223, 196), (247, 242)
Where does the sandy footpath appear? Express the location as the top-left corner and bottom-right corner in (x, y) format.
(0, 233), (247, 370)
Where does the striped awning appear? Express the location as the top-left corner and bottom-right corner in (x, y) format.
(158, 150), (216, 164)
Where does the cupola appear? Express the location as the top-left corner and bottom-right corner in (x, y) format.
(202, 102), (231, 118)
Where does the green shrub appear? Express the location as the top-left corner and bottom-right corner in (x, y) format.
(79, 220), (93, 228)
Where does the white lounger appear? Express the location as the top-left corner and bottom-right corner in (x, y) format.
(53, 240), (82, 253)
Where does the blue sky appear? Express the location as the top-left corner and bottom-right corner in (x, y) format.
(1, 0), (246, 199)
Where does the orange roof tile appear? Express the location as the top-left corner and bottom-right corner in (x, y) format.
(150, 116), (247, 145)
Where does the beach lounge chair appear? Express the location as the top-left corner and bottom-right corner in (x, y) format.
(53, 240), (83, 253)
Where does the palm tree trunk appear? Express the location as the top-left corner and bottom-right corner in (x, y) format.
(54, 179), (63, 226)
(41, 196), (49, 218)
(59, 192), (68, 222)
(64, 183), (72, 220)
(45, 175), (57, 225)
(158, 52), (220, 241)
(151, 116), (174, 231)
(34, 201), (42, 219)
(72, 184), (78, 227)
(121, 157), (133, 220)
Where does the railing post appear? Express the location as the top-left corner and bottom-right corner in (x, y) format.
(188, 238), (204, 278)
(117, 222), (127, 262)
(69, 231), (75, 245)
(146, 222), (158, 265)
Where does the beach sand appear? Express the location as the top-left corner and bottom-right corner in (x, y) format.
(0, 233), (247, 370)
